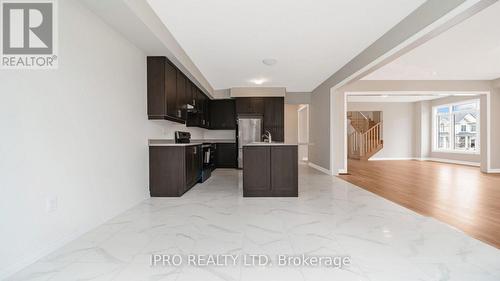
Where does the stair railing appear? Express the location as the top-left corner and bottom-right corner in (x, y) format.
(348, 122), (382, 159)
(348, 111), (370, 133)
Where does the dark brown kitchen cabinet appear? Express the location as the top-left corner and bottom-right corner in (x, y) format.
(270, 146), (298, 196)
(210, 99), (236, 130)
(242, 146), (271, 196)
(197, 92), (207, 127)
(202, 94), (211, 128)
(148, 56), (216, 127)
(149, 145), (202, 197)
(236, 97), (264, 115)
(176, 70), (187, 120)
(243, 145), (298, 197)
(264, 97), (284, 142)
(235, 97), (284, 141)
(185, 145), (202, 190)
(215, 143), (237, 168)
(147, 57), (183, 123)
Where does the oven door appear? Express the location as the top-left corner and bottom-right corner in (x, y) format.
(202, 145), (211, 165)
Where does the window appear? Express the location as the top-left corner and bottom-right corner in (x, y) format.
(433, 100), (479, 153)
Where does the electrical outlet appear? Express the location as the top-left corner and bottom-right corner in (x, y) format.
(46, 196), (58, 213)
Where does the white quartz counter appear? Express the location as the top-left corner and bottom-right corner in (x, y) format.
(243, 142), (298, 146)
(148, 139), (236, 146)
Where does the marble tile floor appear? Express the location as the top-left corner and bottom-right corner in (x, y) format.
(7, 165), (500, 281)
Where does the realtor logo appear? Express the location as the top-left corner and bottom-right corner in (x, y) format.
(1, 0), (58, 69)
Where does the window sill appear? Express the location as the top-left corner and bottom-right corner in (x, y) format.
(432, 150), (480, 155)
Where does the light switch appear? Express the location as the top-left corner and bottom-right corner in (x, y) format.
(46, 196), (58, 213)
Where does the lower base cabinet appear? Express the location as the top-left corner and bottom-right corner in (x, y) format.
(149, 145), (202, 197)
(243, 145), (298, 197)
(215, 143), (237, 168)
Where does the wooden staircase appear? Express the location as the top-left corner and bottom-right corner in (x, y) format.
(347, 112), (383, 160)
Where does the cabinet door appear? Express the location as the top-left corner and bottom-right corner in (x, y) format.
(149, 146), (185, 197)
(210, 100), (236, 129)
(198, 92), (206, 127)
(236, 97), (264, 115)
(203, 94), (211, 128)
(243, 146), (271, 196)
(147, 57), (166, 119)
(263, 97), (284, 142)
(165, 62), (178, 118)
(215, 143), (237, 168)
(176, 70), (187, 120)
(271, 146), (298, 196)
(185, 145), (201, 192)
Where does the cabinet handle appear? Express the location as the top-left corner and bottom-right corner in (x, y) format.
(193, 99), (196, 106)
(194, 147), (197, 154)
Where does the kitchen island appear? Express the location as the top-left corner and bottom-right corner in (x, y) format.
(243, 143), (298, 197)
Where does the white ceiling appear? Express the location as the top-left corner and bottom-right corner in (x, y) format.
(364, 1), (500, 81)
(147, 0), (425, 92)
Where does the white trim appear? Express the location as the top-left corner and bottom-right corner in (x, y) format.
(329, 89), (335, 177)
(418, 157), (480, 167)
(367, 157), (481, 167)
(343, 92), (348, 174)
(369, 157), (417, 161)
(487, 169), (500, 173)
(486, 92), (491, 172)
(308, 162), (332, 175)
(432, 149), (480, 155)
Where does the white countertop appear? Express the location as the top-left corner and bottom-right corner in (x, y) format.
(243, 142), (298, 146)
(148, 139), (236, 146)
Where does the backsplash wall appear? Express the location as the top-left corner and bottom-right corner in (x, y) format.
(147, 120), (235, 140)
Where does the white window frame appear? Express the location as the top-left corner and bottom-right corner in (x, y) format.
(432, 99), (480, 154)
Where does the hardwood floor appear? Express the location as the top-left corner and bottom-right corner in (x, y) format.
(338, 160), (500, 249)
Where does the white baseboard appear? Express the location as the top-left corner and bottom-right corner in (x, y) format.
(308, 162), (332, 175)
(368, 157), (481, 168)
(337, 169), (348, 175)
(369, 157), (416, 161)
(0, 196), (148, 280)
(487, 169), (500, 173)
(418, 157), (480, 167)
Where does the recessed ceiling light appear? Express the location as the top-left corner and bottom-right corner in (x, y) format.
(381, 94), (389, 98)
(262, 58), (277, 66)
(251, 79), (266, 85)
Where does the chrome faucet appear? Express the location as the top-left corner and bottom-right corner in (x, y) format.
(263, 130), (272, 143)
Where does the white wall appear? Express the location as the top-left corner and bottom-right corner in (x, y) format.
(285, 92), (311, 104)
(348, 102), (415, 159)
(309, 87), (331, 170)
(285, 104), (298, 143)
(0, 1), (208, 277)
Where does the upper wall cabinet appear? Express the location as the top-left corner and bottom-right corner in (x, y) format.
(235, 97), (264, 115)
(147, 56), (211, 125)
(235, 97), (284, 141)
(264, 97), (284, 142)
(175, 70), (188, 120)
(210, 99), (236, 130)
(147, 57), (183, 122)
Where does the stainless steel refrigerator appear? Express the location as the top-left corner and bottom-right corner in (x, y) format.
(237, 117), (262, 168)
